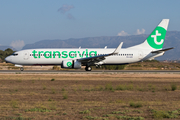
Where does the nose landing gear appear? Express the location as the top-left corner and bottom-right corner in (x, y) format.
(20, 67), (24, 71)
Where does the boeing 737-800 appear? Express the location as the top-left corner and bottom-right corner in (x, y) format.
(5, 19), (173, 71)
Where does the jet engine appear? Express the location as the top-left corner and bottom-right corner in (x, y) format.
(61, 60), (81, 69)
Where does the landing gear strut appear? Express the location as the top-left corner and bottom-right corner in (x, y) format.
(96, 65), (102, 68)
(85, 66), (92, 71)
(20, 67), (24, 71)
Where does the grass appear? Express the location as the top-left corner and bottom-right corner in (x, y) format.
(51, 87), (56, 94)
(111, 111), (125, 114)
(115, 84), (159, 92)
(133, 110), (143, 113)
(43, 84), (46, 90)
(63, 113), (67, 115)
(63, 92), (68, 99)
(17, 79), (22, 82)
(32, 80), (35, 83)
(25, 107), (53, 112)
(171, 84), (177, 91)
(10, 100), (19, 108)
(116, 116), (144, 120)
(164, 85), (171, 91)
(148, 84), (156, 91)
(116, 84), (134, 91)
(62, 88), (65, 91)
(95, 85), (104, 91)
(105, 83), (114, 91)
(0, 73), (180, 119)
(73, 88), (77, 92)
(151, 109), (179, 119)
(3, 116), (35, 120)
(129, 101), (143, 108)
(48, 102), (57, 110)
(84, 88), (91, 92)
(116, 84), (126, 90)
(51, 78), (55, 81)
(83, 116), (104, 119)
(103, 114), (114, 117)
(79, 110), (91, 114)
(78, 85), (82, 90)
(115, 99), (124, 103)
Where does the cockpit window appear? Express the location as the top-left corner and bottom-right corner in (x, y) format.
(12, 53), (18, 56)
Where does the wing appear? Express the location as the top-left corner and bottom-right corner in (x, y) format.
(77, 42), (123, 65)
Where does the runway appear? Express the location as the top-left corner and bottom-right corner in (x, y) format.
(0, 70), (180, 74)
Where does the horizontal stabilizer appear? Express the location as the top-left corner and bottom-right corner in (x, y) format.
(151, 47), (174, 53)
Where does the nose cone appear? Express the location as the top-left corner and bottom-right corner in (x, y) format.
(5, 56), (11, 63)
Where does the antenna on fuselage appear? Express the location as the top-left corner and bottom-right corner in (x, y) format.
(104, 46), (107, 49)
(79, 46), (81, 49)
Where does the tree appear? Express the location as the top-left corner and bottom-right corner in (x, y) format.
(5, 48), (14, 53)
(0, 48), (15, 62)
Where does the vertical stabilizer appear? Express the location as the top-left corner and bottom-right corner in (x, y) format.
(129, 19), (169, 50)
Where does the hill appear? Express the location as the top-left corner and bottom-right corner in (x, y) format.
(0, 46), (15, 51)
(22, 31), (180, 60)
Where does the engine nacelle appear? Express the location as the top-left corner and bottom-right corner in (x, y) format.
(61, 60), (81, 69)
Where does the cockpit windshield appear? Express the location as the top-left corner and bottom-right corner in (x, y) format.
(12, 53), (18, 56)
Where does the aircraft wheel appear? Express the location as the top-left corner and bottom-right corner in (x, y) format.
(20, 67), (24, 71)
(85, 66), (92, 71)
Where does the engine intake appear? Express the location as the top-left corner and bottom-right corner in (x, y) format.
(61, 60), (81, 69)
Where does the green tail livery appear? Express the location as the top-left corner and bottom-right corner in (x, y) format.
(147, 26), (166, 49)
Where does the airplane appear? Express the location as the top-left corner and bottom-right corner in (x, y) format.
(5, 19), (173, 71)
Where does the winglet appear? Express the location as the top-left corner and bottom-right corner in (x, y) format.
(113, 42), (123, 54)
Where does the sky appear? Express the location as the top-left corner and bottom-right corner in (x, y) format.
(0, 0), (180, 50)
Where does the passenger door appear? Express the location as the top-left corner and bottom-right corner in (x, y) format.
(138, 51), (144, 59)
(24, 51), (29, 60)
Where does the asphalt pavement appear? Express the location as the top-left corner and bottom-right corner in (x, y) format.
(0, 70), (180, 74)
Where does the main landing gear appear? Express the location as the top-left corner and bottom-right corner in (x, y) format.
(96, 65), (102, 68)
(85, 66), (92, 71)
(20, 67), (24, 71)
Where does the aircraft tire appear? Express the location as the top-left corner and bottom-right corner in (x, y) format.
(20, 67), (24, 71)
(85, 66), (92, 71)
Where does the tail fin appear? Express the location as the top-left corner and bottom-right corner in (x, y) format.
(129, 19), (169, 50)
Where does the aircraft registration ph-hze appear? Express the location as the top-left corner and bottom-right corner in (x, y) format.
(5, 19), (173, 71)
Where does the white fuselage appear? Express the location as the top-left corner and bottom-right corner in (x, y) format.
(5, 48), (162, 66)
